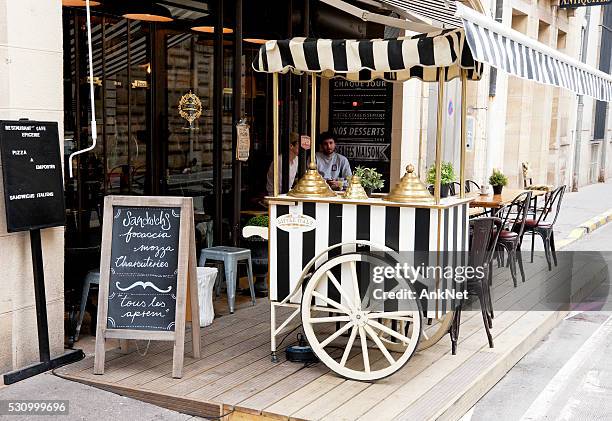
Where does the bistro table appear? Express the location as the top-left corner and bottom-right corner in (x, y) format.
(468, 188), (547, 215)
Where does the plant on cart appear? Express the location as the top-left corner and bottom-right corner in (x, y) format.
(489, 168), (508, 195)
(426, 162), (456, 198)
(354, 166), (385, 196)
(242, 215), (269, 297)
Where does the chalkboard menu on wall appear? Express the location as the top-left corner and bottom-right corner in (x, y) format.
(0, 120), (65, 232)
(329, 80), (393, 191)
(107, 206), (181, 331)
(95, 196), (200, 378)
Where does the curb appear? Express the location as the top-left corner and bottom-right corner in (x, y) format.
(556, 209), (612, 249)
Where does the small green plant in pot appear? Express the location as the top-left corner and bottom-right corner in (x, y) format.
(243, 215), (270, 297)
(353, 166), (385, 196)
(489, 168), (508, 195)
(426, 162), (456, 198)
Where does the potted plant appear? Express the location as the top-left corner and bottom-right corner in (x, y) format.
(426, 162), (456, 198)
(489, 168), (508, 195)
(242, 215), (269, 297)
(353, 166), (385, 196)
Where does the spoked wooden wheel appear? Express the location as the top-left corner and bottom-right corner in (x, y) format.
(377, 312), (454, 352)
(301, 252), (422, 381)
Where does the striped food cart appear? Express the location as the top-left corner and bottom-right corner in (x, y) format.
(252, 4), (612, 381)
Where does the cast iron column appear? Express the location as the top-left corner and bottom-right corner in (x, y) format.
(232, 0), (243, 245)
(213, 0), (224, 244)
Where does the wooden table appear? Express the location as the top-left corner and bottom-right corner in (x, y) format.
(469, 188), (547, 209)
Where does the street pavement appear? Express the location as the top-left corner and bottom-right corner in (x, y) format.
(551, 180), (612, 242)
(0, 372), (204, 421)
(465, 222), (612, 421)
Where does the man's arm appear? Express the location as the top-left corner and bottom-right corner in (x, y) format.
(340, 156), (352, 178)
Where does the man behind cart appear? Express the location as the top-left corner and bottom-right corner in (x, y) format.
(316, 131), (352, 190)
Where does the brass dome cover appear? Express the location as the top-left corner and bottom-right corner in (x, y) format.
(343, 175), (369, 200)
(288, 162), (336, 198)
(383, 164), (433, 203)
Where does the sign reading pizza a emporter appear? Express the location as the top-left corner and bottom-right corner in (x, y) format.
(0, 120), (65, 232)
(329, 80), (393, 191)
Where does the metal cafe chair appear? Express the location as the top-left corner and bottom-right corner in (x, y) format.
(449, 180), (480, 196)
(494, 191), (533, 287)
(525, 185), (566, 270)
(450, 217), (497, 354)
(466, 179), (481, 193)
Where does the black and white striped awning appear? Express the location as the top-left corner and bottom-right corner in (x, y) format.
(456, 4), (612, 102)
(253, 28), (483, 82)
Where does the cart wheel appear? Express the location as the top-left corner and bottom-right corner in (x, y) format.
(376, 311), (454, 352)
(301, 252), (422, 381)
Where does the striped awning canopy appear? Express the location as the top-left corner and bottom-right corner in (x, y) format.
(253, 28), (483, 82)
(456, 4), (612, 102)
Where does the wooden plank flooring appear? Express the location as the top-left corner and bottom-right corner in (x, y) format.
(56, 253), (605, 421)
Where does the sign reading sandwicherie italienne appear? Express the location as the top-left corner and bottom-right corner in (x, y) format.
(0, 120), (65, 232)
(559, 0), (611, 8)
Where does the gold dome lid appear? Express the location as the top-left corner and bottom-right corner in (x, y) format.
(288, 162), (336, 198)
(343, 175), (369, 200)
(383, 164), (433, 203)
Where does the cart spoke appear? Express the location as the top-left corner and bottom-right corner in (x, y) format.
(340, 326), (358, 367)
(326, 270), (355, 310)
(364, 324), (395, 365)
(358, 326), (370, 373)
(311, 306), (346, 314)
(312, 291), (351, 314)
(368, 319), (412, 345)
(349, 261), (361, 309)
(310, 316), (351, 324)
(320, 322), (353, 348)
(367, 311), (414, 320)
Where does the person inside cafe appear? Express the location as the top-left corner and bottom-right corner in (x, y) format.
(266, 134), (299, 196)
(316, 131), (352, 190)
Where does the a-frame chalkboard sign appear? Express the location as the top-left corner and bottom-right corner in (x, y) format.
(94, 196), (200, 378)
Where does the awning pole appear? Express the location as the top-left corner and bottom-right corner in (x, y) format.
(434, 68), (446, 204)
(273, 73), (280, 197)
(68, 0), (97, 178)
(311, 74), (317, 166)
(460, 69), (467, 199)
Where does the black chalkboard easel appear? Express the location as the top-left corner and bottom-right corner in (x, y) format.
(94, 195), (200, 379)
(0, 119), (84, 385)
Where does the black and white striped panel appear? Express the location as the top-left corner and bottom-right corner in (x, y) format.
(269, 202), (469, 306)
(253, 28), (483, 83)
(461, 19), (612, 102)
(380, 0), (464, 29)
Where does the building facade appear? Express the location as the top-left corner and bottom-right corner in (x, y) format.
(0, 0), (65, 374)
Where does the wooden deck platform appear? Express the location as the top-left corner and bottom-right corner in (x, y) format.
(56, 253), (607, 420)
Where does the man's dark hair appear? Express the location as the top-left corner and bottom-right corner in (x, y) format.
(318, 131), (335, 146)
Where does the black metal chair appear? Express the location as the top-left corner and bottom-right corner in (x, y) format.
(450, 217), (497, 354)
(449, 180), (480, 196)
(525, 185), (566, 270)
(466, 180), (480, 193)
(495, 191), (532, 287)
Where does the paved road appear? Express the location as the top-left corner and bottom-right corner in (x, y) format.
(465, 223), (612, 421)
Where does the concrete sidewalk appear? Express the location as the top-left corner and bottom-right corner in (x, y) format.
(543, 181), (612, 249)
(0, 372), (204, 421)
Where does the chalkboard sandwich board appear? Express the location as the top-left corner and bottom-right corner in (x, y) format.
(94, 196), (200, 379)
(0, 120), (65, 232)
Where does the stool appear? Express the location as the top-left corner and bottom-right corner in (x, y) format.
(75, 269), (100, 342)
(199, 246), (255, 313)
